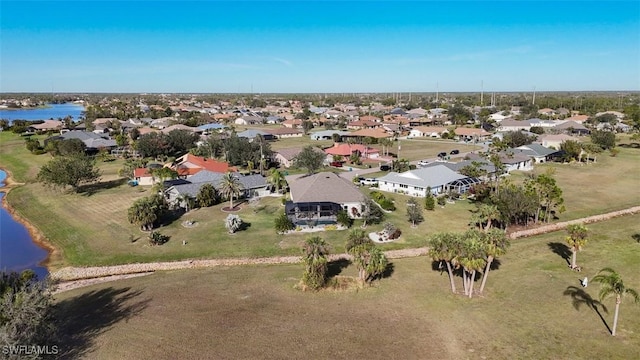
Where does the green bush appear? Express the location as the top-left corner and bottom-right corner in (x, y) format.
(274, 212), (295, 233)
(437, 196), (447, 206)
(336, 210), (353, 228)
(379, 198), (396, 211)
(425, 195), (435, 211)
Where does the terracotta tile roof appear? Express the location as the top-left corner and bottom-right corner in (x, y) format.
(134, 168), (151, 178)
(176, 154), (237, 173)
(324, 143), (379, 156)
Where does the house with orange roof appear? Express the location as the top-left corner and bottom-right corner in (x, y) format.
(564, 115), (589, 124)
(173, 154), (237, 178)
(137, 127), (161, 136)
(359, 115), (381, 123)
(324, 143), (380, 160)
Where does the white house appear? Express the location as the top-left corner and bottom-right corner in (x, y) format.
(408, 126), (449, 138)
(376, 165), (478, 197)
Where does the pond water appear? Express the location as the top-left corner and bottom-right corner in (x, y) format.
(0, 170), (49, 279)
(0, 102), (85, 123)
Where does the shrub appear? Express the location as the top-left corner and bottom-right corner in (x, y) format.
(425, 195), (435, 211)
(336, 210), (353, 228)
(275, 212), (295, 233)
(437, 196), (447, 206)
(148, 231), (170, 245)
(379, 198), (396, 211)
(225, 214), (243, 234)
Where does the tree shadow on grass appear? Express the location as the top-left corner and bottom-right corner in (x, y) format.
(79, 178), (128, 196)
(55, 287), (150, 359)
(238, 221), (252, 232)
(327, 258), (351, 278)
(632, 233), (640, 243)
(548, 242), (572, 265)
(563, 286), (611, 335)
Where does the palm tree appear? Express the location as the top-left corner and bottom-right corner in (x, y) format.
(478, 229), (510, 294)
(268, 168), (287, 194)
(219, 172), (243, 210)
(471, 204), (500, 232)
(428, 232), (462, 294)
(301, 236), (331, 290)
(566, 223), (588, 270)
(459, 230), (487, 298)
(592, 268), (640, 336)
(177, 193), (195, 212)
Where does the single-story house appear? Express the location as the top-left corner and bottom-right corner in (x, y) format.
(537, 134), (580, 149)
(165, 171), (269, 209)
(552, 121), (590, 135)
(264, 127), (303, 139)
(274, 147), (327, 168)
(467, 152), (533, 172)
(408, 126), (449, 138)
(234, 116), (264, 125)
(324, 143), (380, 160)
(173, 153), (237, 178)
(514, 144), (559, 163)
(161, 124), (202, 134)
(344, 128), (392, 139)
(310, 130), (351, 141)
(282, 119), (303, 128)
(55, 130), (117, 151)
(454, 127), (492, 141)
(422, 160), (496, 180)
(197, 123), (226, 133)
(133, 168), (155, 186)
(376, 165), (479, 197)
(286, 172), (365, 225)
(236, 129), (276, 141)
(27, 120), (64, 132)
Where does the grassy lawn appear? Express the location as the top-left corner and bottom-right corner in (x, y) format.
(380, 138), (482, 161)
(2, 130), (638, 269)
(507, 144), (640, 220)
(54, 215), (640, 359)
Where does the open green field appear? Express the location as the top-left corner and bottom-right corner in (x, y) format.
(54, 215), (640, 359)
(508, 140), (640, 220)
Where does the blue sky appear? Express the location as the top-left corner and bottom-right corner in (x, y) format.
(1, 1), (638, 93)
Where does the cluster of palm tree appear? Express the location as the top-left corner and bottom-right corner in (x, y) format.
(300, 229), (389, 291)
(127, 194), (168, 231)
(429, 228), (509, 298)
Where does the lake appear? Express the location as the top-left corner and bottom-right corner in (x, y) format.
(0, 170), (49, 279)
(0, 102), (85, 123)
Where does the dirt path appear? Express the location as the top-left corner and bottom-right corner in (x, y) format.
(52, 206), (640, 293)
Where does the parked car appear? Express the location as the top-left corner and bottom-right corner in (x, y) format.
(379, 164), (391, 171)
(330, 161), (343, 167)
(418, 160), (429, 167)
(437, 152), (447, 158)
(450, 149), (460, 155)
(360, 178), (378, 186)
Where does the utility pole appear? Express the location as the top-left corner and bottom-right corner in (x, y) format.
(532, 86), (536, 105)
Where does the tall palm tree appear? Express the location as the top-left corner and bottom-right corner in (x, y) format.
(479, 229), (510, 294)
(459, 230), (487, 298)
(428, 232), (462, 294)
(268, 168), (287, 194)
(301, 236), (331, 290)
(472, 204), (500, 232)
(592, 268), (640, 336)
(566, 223), (588, 270)
(219, 172), (243, 210)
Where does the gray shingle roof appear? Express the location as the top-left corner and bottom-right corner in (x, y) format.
(171, 171), (268, 195)
(376, 165), (467, 188)
(289, 172), (364, 203)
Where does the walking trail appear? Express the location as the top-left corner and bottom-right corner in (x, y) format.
(52, 206), (640, 293)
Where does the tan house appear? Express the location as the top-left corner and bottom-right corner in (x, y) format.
(408, 126), (449, 138)
(454, 127), (491, 141)
(27, 120), (64, 132)
(265, 127), (303, 139)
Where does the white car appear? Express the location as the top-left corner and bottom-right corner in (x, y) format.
(359, 178), (378, 186)
(418, 160), (429, 167)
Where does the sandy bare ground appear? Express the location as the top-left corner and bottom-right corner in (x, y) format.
(51, 206), (640, 293)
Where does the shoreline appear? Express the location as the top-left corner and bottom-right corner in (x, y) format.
(0, 167), (60, 272)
